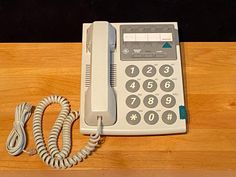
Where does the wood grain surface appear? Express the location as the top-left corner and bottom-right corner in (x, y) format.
(0, 43), (236, 176)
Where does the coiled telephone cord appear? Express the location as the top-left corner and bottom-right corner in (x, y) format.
(6, 95), (102, 169)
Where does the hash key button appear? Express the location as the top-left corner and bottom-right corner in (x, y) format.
(162, 110), (177, 125)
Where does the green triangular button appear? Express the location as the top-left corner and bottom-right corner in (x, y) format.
(162, 42), (172, 48)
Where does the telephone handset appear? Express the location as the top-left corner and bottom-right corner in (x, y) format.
(81, 21), (187, 135)
(85, 22), (117, 126)
(6, 21), (187, 169)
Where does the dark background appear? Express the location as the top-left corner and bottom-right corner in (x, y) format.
(0, 0), (235, 42)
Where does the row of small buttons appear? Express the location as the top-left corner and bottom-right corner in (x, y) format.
(126, 79), (175, 93)
(125, 64), (174, 78)
(126, 110), (177, 125)
(123, 33), (173, 42)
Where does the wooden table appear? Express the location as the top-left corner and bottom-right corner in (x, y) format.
(0, 43), (236, 177)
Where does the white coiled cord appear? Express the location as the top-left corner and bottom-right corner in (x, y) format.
(33, 95), (102, 169)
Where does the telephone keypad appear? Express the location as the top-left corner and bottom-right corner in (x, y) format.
(125, 64), (178, 126)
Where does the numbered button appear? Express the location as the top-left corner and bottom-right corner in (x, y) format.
(160, 79), (175, 92)
(142, 65), (156, 77)
(126, 111), (141, 125)
(161, 94), (176, 108)
(159, 65), (174, 77)
(162, 111), (177, 125)
(126, 80), (140, 92)
(126, 95), (141, 108)
(143, 95), (158, 108)
(143, 79), (157, 92)
(125, 65), (139, 77)
(144, 111), (159, 125)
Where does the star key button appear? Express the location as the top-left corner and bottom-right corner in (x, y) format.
(126, 111), (141, 125)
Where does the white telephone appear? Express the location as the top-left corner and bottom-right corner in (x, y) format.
(6, 21), (187, 169)
(80, 21), (187, 135)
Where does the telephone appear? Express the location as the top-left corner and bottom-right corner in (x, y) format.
(80, 21), (187, 135)
(6, 21), (187, 169)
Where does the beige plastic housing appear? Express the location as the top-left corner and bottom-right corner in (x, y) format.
(80, 21), (187, 135)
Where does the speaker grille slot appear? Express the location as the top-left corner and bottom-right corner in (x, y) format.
(85, 64), (90, 87)
(110, 64), (117, 87)
(85, 64), (117, 87)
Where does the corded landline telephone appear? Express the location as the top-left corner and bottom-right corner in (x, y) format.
(6, 21), (187, 169)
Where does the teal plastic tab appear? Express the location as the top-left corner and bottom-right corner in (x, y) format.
(179, 105), (187, 119)
(162, 42), (172, 48)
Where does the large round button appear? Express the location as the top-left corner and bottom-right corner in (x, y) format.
(161, 94), (176, 108)
(144, 111), (159, 125)
(125, 65), (139, 77)
(143, 95), (158, 108)
(142, 65), (156, 77)
(126, 95), (141, 108)
(143, 79), (157, 92)
(160, 79), (175, 92)
(159, 65), (174, 77)
(126, 111), (141, 125)
(126, 80), (140, 92)
(162, 110), (177, 125)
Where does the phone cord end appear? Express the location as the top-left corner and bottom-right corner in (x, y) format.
(6, 103), (34, 156)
